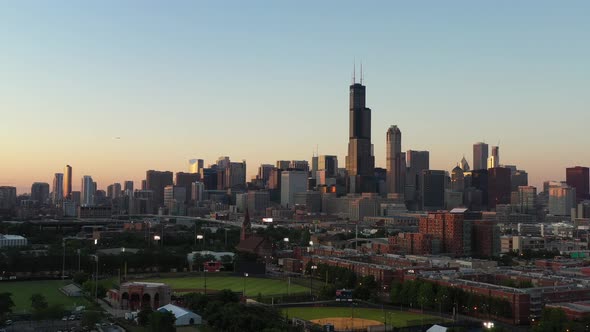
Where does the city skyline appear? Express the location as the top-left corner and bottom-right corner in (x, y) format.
(2, 1), (590, 193)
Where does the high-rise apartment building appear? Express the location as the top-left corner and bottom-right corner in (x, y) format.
(81, 176), (96, 207)
(566, 166), (589, 202)
(345, 78), (375, 193)
(188, 159), (204, 174)
(419, 211), (471, 257)
(281, 170), (308, 207)
(146, 170), (173, 208)
(52, 173), (64, 203)
(386, 125), (405, 195)
(64, 165), (72, 199)
(473, 142), (489, 171)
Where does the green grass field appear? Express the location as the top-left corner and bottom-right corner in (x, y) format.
(283, 307), (442, 327)
(0, 280), (91, 313)
(141, 276), (309, 296)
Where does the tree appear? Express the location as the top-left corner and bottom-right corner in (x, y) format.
(418, 282), (435, 309)
(73, 272), (89, 285)
(0, 292), (15, 317)
(81, 311), (101, 328)
(390, 281), (403, 304)
(137, 308), (153, 326)
(149, 310), (176, 332)
(30, 293), (48, 311)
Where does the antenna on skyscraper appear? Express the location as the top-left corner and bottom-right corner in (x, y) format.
(352, 59), (356, 84)
(360, 61), (364, 84)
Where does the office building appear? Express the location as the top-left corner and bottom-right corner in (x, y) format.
(511, 170), (528, 191)
(549, 183), (576, 216)
(188, 159), (204, 174)
(276, 160), (290, 170)
(406, 150), (429, 197)
(459, 156), (470, 172)
(318, 155), (338, 177)
(175, 172), (200, 202)
(146, 170), (173, 208)
(289, 160), (309, 172)
(81, 176), (96, 207)
(345, 76), (375, 193)
(225, 161), (246, 190)
(386, 125), (405, 195)
(420, 170), (446, 211)
(216, 156), (231, 169)
(70, 191), (81, 205)
(451, 165), (465, 192)
(29, 182), (49, 205)
(52, 173), (64, 203)
(247, 190), (271, 215)
(257, 164), (275, 185)
(164, 185), (186, 215)
(488, 146), (500, 168)
(281, 170), (308, 207)
(191, 182), (205, 202)
(566, 166), (589, 202)
(124, 181), (134, 194)
(311, 155), (318, 178)
(64, 165), (72, 199)
(200, 167), (218, 191)
(517, 186), (537, 214)
(473, 142), (489, 171)
(107, 183), (122, 199)
(488, 167), (512, 209)
(0, 186), (17, 210)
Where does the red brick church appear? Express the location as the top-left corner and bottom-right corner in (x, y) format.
(235, 210), (273, 262)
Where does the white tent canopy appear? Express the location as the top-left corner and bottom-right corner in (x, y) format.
(158, 304), (202, 326)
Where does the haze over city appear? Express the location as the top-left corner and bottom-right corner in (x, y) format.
(2, 1), (589, 193)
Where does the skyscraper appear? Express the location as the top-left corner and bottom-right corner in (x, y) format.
(81, 176), (96, 206)
(386, 125), (405, 195)
(566, 166), (589, 202)
(487, 167), (511, 209)
(281, 170), (308, 207)
(175, 172), (200, 202)
(64, 165), (72, 199)
(318, 155), (338, 177)
(473, 142), (488, 171)
(345, 77), (375, 193)
(146, 170), (173, 208)
(124, 181), (134, 194)
(188, 159), (204, 174)
(490, 146), (500, 168)
(52, 173), (64, 203)
(31, 182), (50, 205)
(420, 170), (446, 211)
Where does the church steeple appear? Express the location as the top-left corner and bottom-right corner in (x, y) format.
(241, 209), (251, 241)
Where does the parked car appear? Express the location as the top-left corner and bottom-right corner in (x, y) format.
(69, 315), (76, 321)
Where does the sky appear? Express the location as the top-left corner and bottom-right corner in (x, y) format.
(1, 1), (589, 194)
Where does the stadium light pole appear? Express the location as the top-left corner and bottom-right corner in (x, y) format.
(243, 273), (249, 298)
(310, 265), (317, 301)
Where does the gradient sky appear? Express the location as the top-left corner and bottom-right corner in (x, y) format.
(1, 1), (589, 194)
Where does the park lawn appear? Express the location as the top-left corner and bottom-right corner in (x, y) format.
(141, 276), (309, 296)
(283, 307), (442, 327)
(0, 280), (90, 313)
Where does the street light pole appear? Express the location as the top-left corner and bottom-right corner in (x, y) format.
(243, 273), (249, 298)
(310, 265), (317, 301)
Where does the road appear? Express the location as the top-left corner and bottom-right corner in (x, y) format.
(3, 319), (80, 332)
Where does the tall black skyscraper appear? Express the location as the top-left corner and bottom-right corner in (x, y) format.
(345, 73), (375, 193)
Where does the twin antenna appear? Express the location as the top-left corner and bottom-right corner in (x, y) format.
(352, 60), (364, 84)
